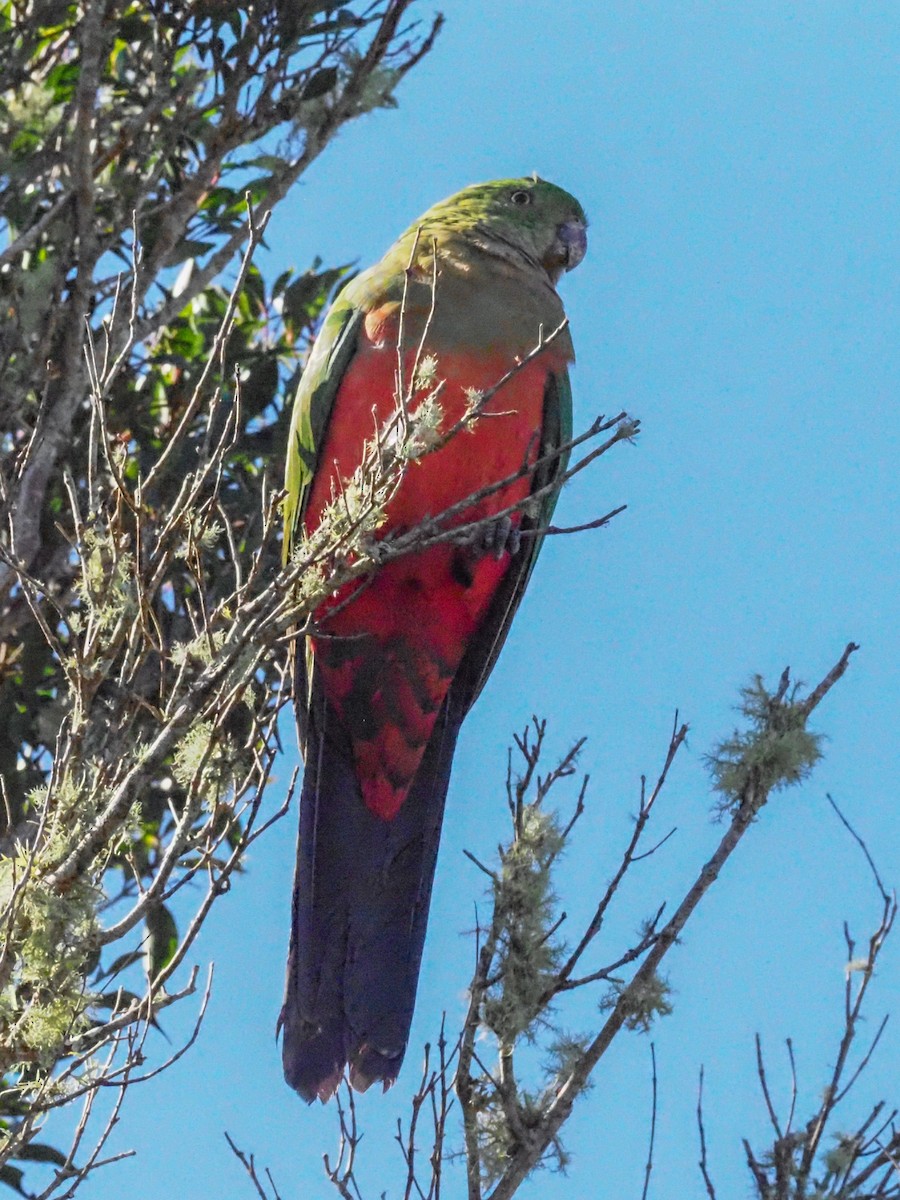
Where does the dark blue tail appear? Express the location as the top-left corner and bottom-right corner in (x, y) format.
(279, 679), (464, 1102)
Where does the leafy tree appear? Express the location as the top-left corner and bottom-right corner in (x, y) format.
(0, 1), (440, 1192)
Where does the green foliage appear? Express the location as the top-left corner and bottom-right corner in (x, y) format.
(706, 673), (825, 815)
(483, 805), (566, 1043)
(0, 0), (435, 869)
(472, 1084), (574, 1190)
(822, 1133), (861, 1180)
(0, 0), (438, 831)
(0, 855), (99, 1070)
(0, 1), (439, 1192)
(600, 970), (673, 1032)
(458, 730), (597, 1191)
(543, 1032), (593, 1082)
(403, 392), (445, 458)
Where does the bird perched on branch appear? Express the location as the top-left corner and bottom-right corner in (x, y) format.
(280, 176), (587, 1102)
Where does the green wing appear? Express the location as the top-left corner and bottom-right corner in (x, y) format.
(283, 292), (364, 752)
(283, 296), (365, 563)
(451, 365), (573, 714)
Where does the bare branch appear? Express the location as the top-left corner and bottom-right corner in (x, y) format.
(640, 1043), (658, 1200)
(697, 1067), (718, 1200)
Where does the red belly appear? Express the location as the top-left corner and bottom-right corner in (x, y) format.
(304, 329), (552, 819)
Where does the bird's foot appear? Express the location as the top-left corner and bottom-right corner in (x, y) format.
(451, 516), (522, 588)
(471, 514), (522, 560)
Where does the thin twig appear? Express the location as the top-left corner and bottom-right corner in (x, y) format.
(640, 1043), (658, 1200)
(697, 1067), (718, 1199)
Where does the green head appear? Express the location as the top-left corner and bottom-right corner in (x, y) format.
(410, 176), (588, 283)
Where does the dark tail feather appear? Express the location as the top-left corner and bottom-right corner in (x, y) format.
(280, 680), (463, 1103)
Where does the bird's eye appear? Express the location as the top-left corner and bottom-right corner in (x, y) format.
(509, 190), (532, 206)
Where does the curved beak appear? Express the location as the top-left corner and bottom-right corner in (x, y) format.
(558, 218), (587, 272)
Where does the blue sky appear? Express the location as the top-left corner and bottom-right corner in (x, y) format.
(75, 4), (898, 1197)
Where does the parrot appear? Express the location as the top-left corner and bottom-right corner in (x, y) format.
(280, 176), (587, 1103)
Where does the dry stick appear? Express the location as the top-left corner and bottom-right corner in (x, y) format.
(543, 718), (687, 1005)
(426, 1020), (457, 1200)
(556, 772), (589, 846)
(398, 1042), (435, 1200)
(43, 969), (202, 1096)
(36, 1059), (136, 1200)
(323, 1083), (362, 1200)
(129, 5), (442, 356)
(794, 803), (896, 1187)
(21, 1032), (124, 1196)
(411, 238), (440, 401)
(42, 605), (276, 889)
(557, 904), (667, 992)
(458, 902), (504, 1200)
(784, 1039), (799, 1138)
(487, 644), (859, 1200)
(142, 205), (270, 492)
(90, 214), (142, 414)
(697, 1067), (718, 1199)
(385, 413), (634, 562)
(641, 1043), (658, 1200)
(508, 717), (544, 823)
(115, 967), (214, 1087)
(834, 1012), (891, 1109)
(836, 1103), (891, 1194)
(827, 793), (892, 905)
(755, 1034), (783, 1140)
(849, 1125), (900, 1194)
(742, 1139), (770, 1196)
(525, 510), (627, 538)
(395, 225), (424, 425)
(145, 784), (287, 997)
(83, 317), (137, 516)
(0, 3), (105, 595)
(0, 544), (69, 668)
(225, 1132), (282, 1200)
(88, 756), (207, 942)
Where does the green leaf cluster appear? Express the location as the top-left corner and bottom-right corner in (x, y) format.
(0, 1), (439, 1190)
(599, 970), (673, 1032)
(706, 674), (825, 815)
(483, 804), (566, 1044)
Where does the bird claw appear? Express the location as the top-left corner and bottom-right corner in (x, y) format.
(475, 515), (521, 559)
